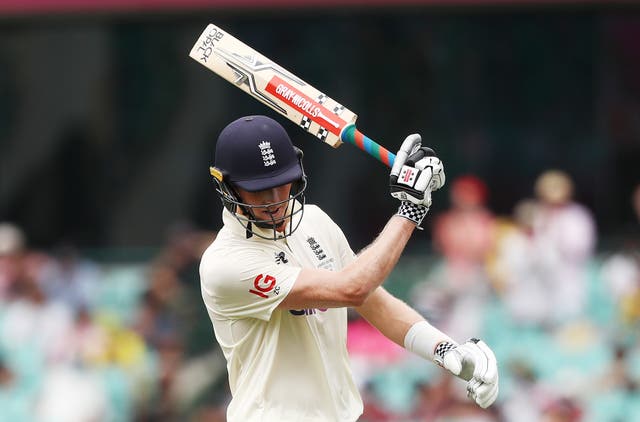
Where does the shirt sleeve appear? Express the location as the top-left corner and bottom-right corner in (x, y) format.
(200, 246), (301, 321)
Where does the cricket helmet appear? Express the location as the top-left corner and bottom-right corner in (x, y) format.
(210, 115), (307, 239)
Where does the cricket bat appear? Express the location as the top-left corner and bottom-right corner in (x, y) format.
(188, 24), (397, 168)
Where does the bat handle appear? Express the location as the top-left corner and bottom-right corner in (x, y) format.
(341, 125), (396, 168)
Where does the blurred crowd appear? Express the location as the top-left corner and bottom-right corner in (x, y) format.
(1, 170), (639, 422)
(352, 171), (640, 422)
(0, 222), (225, 421)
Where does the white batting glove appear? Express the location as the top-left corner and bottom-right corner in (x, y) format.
(435, 338), (499, 409)
(390, 134), (445, 227)
(390, 134), (445, 207)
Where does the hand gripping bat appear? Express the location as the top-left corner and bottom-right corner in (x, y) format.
(189, 24), (397, 167)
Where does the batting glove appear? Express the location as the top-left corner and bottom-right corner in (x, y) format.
(435, 338), (499, 409)
(390, 134), (445, 208)
(390, 134), (445, 227)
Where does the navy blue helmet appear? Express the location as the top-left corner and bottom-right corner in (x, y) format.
(210, 116), (307, 239)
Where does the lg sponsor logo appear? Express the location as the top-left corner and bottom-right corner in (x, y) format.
(249, 274), (280, 299)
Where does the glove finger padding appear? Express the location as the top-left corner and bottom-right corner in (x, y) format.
(443, 338), (495, 382)
(413, 163), (433, 193)
(442, 338), (499, 409)
(390, 134), (422, 179)
(476, 340), (499, 384)
(443, 344), (478, 381)
(413, 155), (444, 192)
(467, 342), (489, 381)
(390, 156), (444, 207)
(426, 158), (445, 191)
(472, 380), (499, 409)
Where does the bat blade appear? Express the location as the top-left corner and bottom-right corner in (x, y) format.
(189, 24), (356, 148)
(189, 23), (396, 167)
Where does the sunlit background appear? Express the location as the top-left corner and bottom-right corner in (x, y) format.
(0, 1), (639, 421)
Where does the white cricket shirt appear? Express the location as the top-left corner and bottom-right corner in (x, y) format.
(199, 203), (363, 422)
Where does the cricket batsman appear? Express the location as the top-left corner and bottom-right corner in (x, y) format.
(199, 115), (499, 421)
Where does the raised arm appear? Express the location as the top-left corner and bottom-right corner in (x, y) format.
(279, 134), (444, 310)
(279, 216), (416, 309)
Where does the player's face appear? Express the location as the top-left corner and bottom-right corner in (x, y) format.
(236, 183), (293, 232)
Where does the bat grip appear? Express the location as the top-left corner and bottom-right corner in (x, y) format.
(341, 125), (396, 168)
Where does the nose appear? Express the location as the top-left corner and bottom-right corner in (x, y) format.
(261, 187), (284, 204)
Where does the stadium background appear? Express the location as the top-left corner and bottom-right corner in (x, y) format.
(0, 1), (639, 421)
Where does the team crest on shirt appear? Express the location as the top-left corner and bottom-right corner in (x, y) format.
(306, 237), (335, 270)
(306, 237), (326, 260)
(249, 274), (280, 298)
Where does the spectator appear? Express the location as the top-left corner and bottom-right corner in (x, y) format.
(530, 170), (596, 324)
(39, 242), (102, 314)
(490, 170), (597, 327)
(133, 262), (188, 350)
(489, 199), (552, 325)
(0, 223), (50, 304)
(0, 265), (73, 365)
(0, 223), (26, 301)
(58, 307), (109, 366)
(432, 174), (496, 285)
(153, 223), (218, 358)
